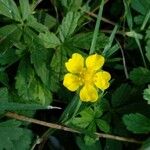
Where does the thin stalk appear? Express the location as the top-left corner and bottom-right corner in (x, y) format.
(90, 0), (105, 54)
(135, 37), (147, 68)
(5, 112), (143, 144)
(141, 10), (150, 30)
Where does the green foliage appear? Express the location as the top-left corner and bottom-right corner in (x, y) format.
(143, 86), (150, 104)
(58, 11), (81, 41)
(123, 113), (150, 133)
(16, 58), (52, 105)
(39, 32), (61, 48)
(111, 84), (132, 107)
(145, 26), (150, 62)
(0, 0), (21, 21)
(0, 120), (32, 150)
(76, 136), (102, 150)
(0, 0), (150, 149)
(129, 67), (150, 85)
(71, 106), (110, 133)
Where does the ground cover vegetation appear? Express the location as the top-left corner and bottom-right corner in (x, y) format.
(0, 0), (150, 149)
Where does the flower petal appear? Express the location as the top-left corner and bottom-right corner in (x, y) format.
(79, 85), (98, 102)
(63, 73), (81, 91)
(94, 71), (111, 90)
(65, 53), (84, 73)
(86, 54), (105, 71)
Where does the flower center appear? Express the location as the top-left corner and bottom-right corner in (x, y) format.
(79, 68), (95, 85)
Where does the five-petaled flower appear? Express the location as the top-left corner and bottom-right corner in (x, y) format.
(63, 53), (111, 102)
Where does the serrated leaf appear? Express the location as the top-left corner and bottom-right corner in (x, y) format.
(0, 71), (8, 86)
(131, 0), (150, 15)
(0, 120), (32, 150)
(84, 135), (98, 146)
(16, 58), (52, 105)
(61, 0), (82, 11)
(68, 32), (108, 51)
(111, 84), (132, 107)
(30, 40), (49, 86)
(129, 67), (150, 85)
(58, 11), (81, 41)
(19, 0), (31, 20)
(71, 108), (94, 128)
(96, 119), (110, 133)
(143, 86), (150, 104)
(27, 15), (48, 33)
(0, 48), (19, 66)
(0, 24), (22, 52)
(76, 136), (102, 150)
(39, 32), (61, 48)
(13, 129), (33, 150)
(123, 113), (150, 133)
(0, 0), (21, 21)
(50, 46), (67, 80)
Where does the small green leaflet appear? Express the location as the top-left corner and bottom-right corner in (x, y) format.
(123, 113), (150, 133)
(143, 86), (150, 104)
(39, 32), (61, 48)
(58, 11), (81, 41)
(129, 67), (150, 85)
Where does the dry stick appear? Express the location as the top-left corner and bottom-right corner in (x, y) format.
(5, 112), (142, 144)
(85, 10), (116, 26)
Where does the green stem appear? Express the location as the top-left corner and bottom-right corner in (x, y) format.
(90, 0), (105, 54)
(141, 10), (150, 30)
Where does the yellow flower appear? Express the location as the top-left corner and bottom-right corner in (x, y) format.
(63, 53), (111, 102)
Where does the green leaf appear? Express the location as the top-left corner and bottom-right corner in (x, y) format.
(58, 11), (81, 41)
(0, 0), (21, 21)
(27, 16), (48, 33)
(131, 0), (150, 15)
(0, 102), (53, 111)
(104, 139), (122, 150)
(0, 24), (22, 52)
(145, 26), (150, 63)
(50, 46), (67, 80)
(76, 136), (102, 150)
(111, 84), (132, 107)
(143, 86), (150, 104)
(96, 119), (110, 133)
(0, 48), (19, 66)
(0, 120), (32, 150)
(13, 129), (33, 150)
(123, 113), (150, 133)
(84, 135), (98, 146)
(19, 0), (31, 20)
(123, 0), (133, 30)
(16, 58), (52, 105)
(39, 32), (61, 48)
(0, 87), (9, 102)
(30, 40), (49, 86)
(71, 108), (94, 128)
(0, 24), (21, 43)
(129, 67), (150, 85)
(0, 71), (8, 86)
(68, 32), (108, 51)
(61, 0), (82, 12)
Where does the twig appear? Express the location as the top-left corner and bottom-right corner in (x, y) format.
(85, 11), (116, 26)
(5, 112), (143, 144)
(116, 40), (129, 79)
